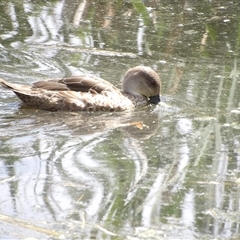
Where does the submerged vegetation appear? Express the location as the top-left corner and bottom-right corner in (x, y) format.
(0, 0), (240, 239)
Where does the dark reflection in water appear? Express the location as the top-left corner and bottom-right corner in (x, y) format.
(1, 0), (240, 239)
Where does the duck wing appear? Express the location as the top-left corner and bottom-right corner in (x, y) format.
(33, 76), (118, 93)
(0, 77), (128, 111)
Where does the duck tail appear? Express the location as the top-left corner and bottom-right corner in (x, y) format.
(0, 78), (31, 93)
(0, 78), (18, 90)
(0, 78), (41, 107)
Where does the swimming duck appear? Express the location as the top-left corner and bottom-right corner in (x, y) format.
(0, 66), (161, 111)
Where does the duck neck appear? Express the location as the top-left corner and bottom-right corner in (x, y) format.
(122, 91), (148, 107)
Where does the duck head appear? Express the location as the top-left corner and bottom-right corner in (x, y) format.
(122, 66), (161, 104)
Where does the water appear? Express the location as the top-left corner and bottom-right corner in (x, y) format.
(0, 0), (240, 239)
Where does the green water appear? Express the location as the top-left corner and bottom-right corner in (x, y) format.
(0, 1), (240, 239)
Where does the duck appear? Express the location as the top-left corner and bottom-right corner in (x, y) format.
(0, 66), (161, 112)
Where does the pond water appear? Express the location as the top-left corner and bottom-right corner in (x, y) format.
(0, 0), (240, 239)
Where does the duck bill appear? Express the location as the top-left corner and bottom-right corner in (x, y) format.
(149, 95), (160, 104)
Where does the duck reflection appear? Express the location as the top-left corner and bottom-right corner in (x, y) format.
(0, 102), (161, 231)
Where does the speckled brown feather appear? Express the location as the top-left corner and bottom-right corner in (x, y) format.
(0, 66), (161, 111)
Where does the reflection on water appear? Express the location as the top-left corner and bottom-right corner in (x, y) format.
(1, 0), (240, 239)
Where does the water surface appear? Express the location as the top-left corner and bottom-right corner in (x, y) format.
(1, 1), (240, 239)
